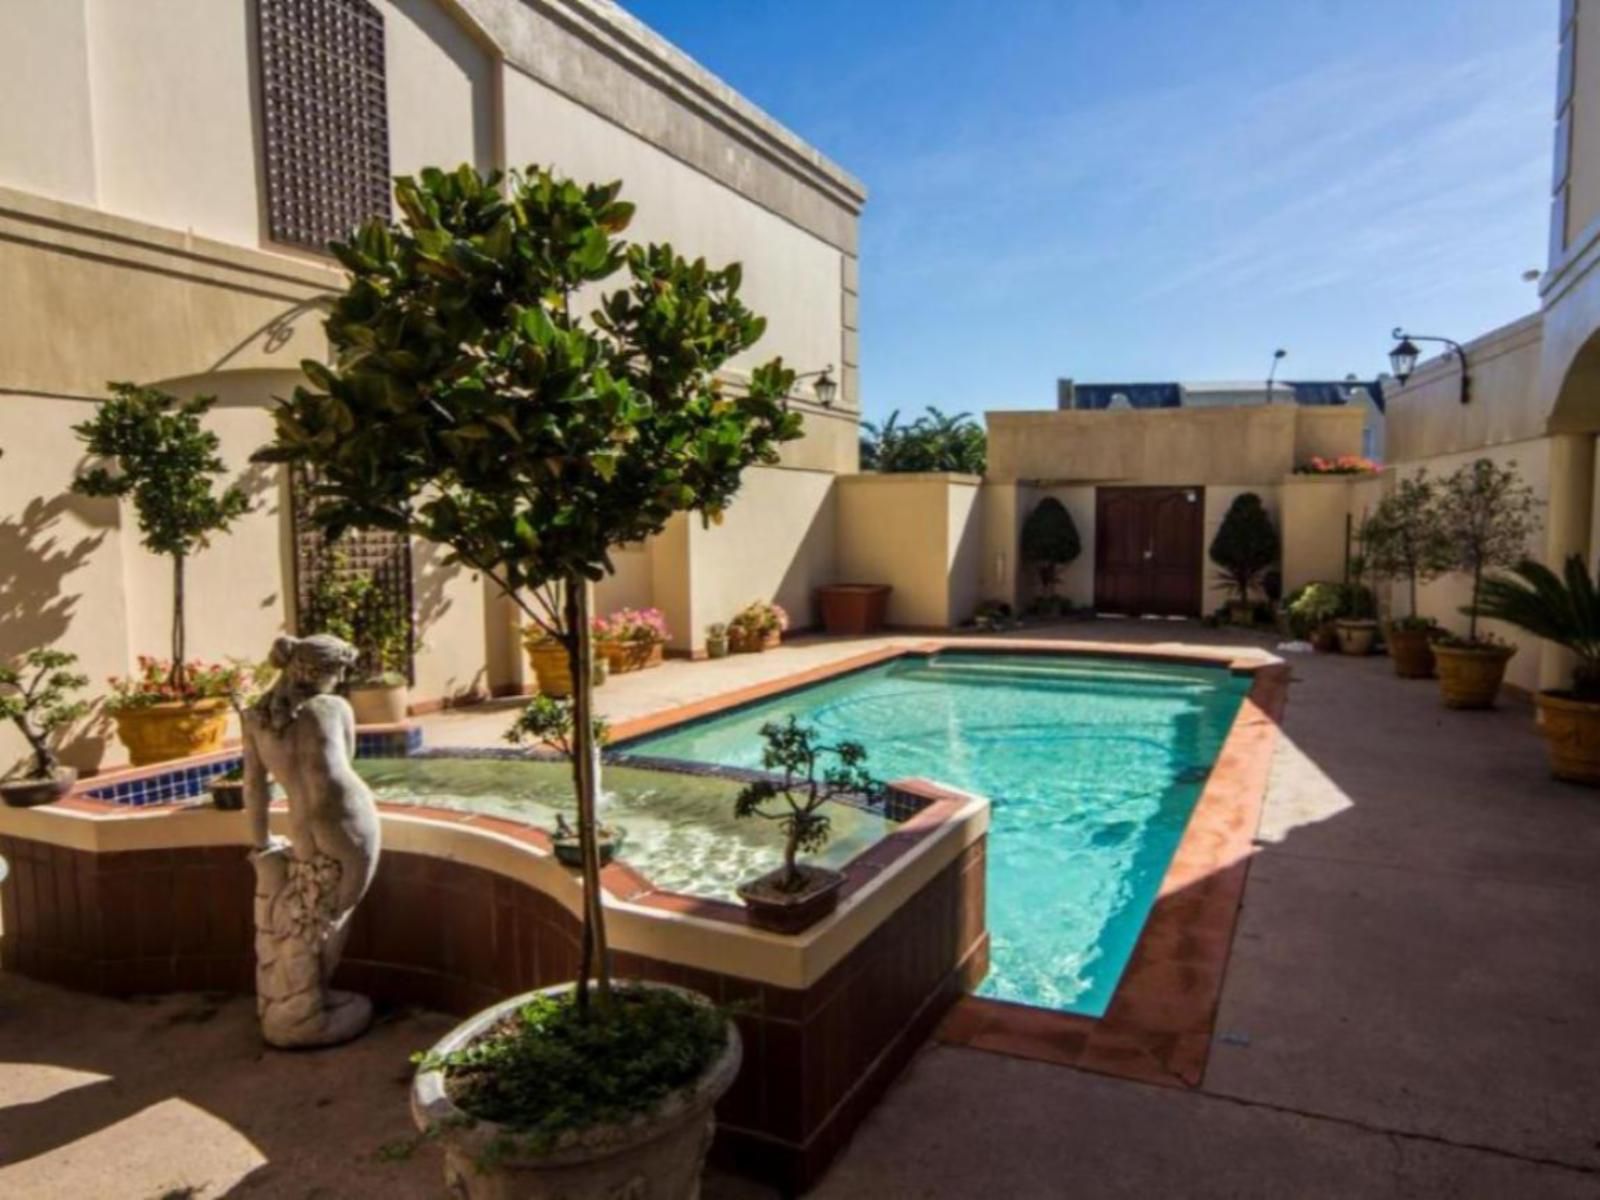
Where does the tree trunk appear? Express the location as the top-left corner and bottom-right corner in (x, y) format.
(565, 578), (612, 1014)
(1469, 558), (1482, 643)
(782, 829), (801, 891)
(171, 554), (188, 690)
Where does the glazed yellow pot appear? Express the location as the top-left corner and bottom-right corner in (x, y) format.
(524, 637), (574, 698)
(1534, 693), (1600, 786)
(1433, 643), (1516, 710)
(114, 698), (230, 766)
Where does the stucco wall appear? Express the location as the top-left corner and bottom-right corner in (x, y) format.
(835, 475), (982, 629)
(0, 0), (97, 207)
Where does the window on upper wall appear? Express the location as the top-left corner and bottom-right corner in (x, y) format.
(257, 0), (390, 253)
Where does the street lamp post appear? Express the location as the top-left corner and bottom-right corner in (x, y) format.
(1389, 328), (1470, 405)
(1266, 348), (1287, 404)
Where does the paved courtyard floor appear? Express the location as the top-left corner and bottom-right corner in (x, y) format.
(3, 622), (1598, 1197)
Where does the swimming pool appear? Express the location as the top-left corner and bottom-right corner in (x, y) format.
(622, 651), (1251, 1017)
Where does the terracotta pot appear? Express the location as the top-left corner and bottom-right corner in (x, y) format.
(737, 864), (845, 934)
(412, 983), (741, 1200)
(729, 627), (781, 654)
(348, 682), (408, 725)
(599, 640), (664, 675)
(0, 767), (77, 808)
(1433, 643), (1516, 710)
(113, 699), (230, 766)
(1533, 692), (1600, 786)
(1335, 618), (1377, 656)
(1310, 622), (1340, 653)
(817, 584), (892, 635)
(1385, 624), (1436, 679)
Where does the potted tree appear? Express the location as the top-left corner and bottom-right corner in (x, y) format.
(1364, 472), (1450, 677)
(1210, 493), (1279, 626)
(733, 716), (879, 933)
(305, 561), (412, 725)
(1432, 459), (1540, 709)
(71, 384), (251, 763)
(728, 600), (788, 652)
(1477, 555), (1600, 785)
(1020, 496), (1081, 617)
(0, 649), (90, 807)
(705, 623), (730, 659)
(594, 607), (670, 674)
(257, 164), (796, 1197)
(1335, 530), (1379, 656)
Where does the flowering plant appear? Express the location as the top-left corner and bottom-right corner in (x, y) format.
(1294, 455), (1380, 476)
(104, 657), (260, 714)
(594, 607), (671, 644)
(729, 600), (789, 637)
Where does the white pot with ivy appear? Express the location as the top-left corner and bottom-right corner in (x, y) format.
(0, 650), (90, 807)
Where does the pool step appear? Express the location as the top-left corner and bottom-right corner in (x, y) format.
(903, 656), (1219, 693)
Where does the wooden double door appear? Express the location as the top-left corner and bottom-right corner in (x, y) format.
(1094, 486), (1204, 617)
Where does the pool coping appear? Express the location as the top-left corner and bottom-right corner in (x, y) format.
(603, 635), (1288, 1090)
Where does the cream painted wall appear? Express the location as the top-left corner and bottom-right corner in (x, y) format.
(0, 0), (97, 207)
(383, 0), (496, 178)
(835, 475), (982, 629)
(411, 540), (491, 705)
(1278, 475), (1384, 597)
(978, 483), (1026, 610)
(945, 480), (985, 626)
(594, 545), (656, 618)
(1566, 0), (1600, 249)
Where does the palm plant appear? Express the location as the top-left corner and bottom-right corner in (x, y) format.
(1476, 556), (1600, 699)
(859, 406), (985, 474)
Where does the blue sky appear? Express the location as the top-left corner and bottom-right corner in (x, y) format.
(624, 0), (1555, 420)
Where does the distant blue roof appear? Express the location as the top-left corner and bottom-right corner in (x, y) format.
(1063, 379), (1385, 414)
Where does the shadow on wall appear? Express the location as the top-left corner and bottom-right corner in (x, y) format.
(413, 540), (483, 702)
(772, 496), (836, 631)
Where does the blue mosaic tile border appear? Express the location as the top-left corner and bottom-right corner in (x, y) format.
(86, 725), (424, 807)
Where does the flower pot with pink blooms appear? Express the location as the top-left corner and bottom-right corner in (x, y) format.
(593, 607), (670, 674)
(728, 600), (788, 653)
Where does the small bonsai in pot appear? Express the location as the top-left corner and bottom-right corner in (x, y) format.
(305, 558), (412, 725)
(1364, 472), (1450, 677)
(506, 695), (624, 866)
(728, 600), (787, 653)
(1020, 496), (1081, 618)
(1210, 493), (1279, 627)
(1477, 555), (1600, 785)
(705, 623), (730, 659)
(733, 716), (880, 933)
(593, 607), (669, 674)
(1432, 459), (1539, 709)
(0, 649), (90, 807)
(71, 383), (251, 764)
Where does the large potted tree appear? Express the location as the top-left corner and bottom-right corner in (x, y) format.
(0, 649), (90, 807)
(1477, 555), (1600, 785)
(256, 163), (799, 1198)
(1432, 459), (1539, 709)
(1364, 472), (1450, 677)
(1020, 496), (1081, 617)
(72, 384), (252, 764)
(1210, 493), (1279, 626)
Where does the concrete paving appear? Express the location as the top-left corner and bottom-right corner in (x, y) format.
(3, 622), (1598, 1198)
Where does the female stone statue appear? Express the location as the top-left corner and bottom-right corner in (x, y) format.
(243, 633), (381, 1048)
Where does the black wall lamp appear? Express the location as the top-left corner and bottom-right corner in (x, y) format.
(1389, 327), (1470, 405)
(793, 365), (838, 408)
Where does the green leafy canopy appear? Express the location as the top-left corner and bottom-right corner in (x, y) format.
(1477, 555), (1600, 698)
(1209, 492), (1280, 605)
(1019, 497), (1081, 596)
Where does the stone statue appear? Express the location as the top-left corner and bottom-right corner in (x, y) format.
(243, 633), (381, 1048)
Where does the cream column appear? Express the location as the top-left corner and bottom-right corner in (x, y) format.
(1542, 432), (1597, 688)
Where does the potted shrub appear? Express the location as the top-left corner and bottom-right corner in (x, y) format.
(1210, 493), (1279, 626)
(1335, 533), (1379, 656)
(258, 164), (797, 1195)
(728, 600), (787, 653)
(1477, 555), (1600, 784)
(0, 649), (90, 807)
(1020, 496), (1081, 618)
(1283, 582), (1345, 651)
(1365, 472), (1451, 677)
(305, 559), (412, 724)
(71, 383), (251, 764)
(705, 623), (730, 659)
(733, 716), (879, 933)
(1432, 460), (1540, 709)
(506, 695), (625, 865)
(816, 583), (892, 635)
(594, 607), (669, 674)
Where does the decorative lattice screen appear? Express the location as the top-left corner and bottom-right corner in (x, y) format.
(258, 0), (390, 252)
(290, 467), (415, 684)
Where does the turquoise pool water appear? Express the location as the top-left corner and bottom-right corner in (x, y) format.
(622, 652), (1250, 1017)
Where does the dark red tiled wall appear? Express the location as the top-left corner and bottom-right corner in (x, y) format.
(0, 832), (985, 1192)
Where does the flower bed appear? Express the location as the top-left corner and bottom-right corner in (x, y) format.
(1293, 454), (1380, 476)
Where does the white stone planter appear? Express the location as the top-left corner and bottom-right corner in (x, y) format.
(411, 982), (741, 1200)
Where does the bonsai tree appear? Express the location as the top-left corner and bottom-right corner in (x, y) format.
(1209, 492), (1279, 608)
(1020, 497), (1081, 609)
(71, 384), (251, 690)
(0, 649), (89, 780)
(1437, 459), (1539, 644)
(1364, 472), (1450, 624)
(733, 716), (879, 893)
(1477, 555), (1600, 698)
(256, 164), (801, 1010)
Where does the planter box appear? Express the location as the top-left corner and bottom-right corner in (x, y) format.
(114, 699), (230, 766)
(729, 628), (781, 654)
(599, 640), (664, 674)
(817, 584), (892, 635)
(737, 865), (845, 934)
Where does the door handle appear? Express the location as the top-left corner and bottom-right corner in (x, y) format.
(1143, 545), (1154, 561)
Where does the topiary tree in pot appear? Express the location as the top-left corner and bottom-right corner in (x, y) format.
(71, 384), (252, 764)
(1432, 459), (1540, 709)
(1209, 493), (1279, 625)
(1020, 496), (1081, 617)
(1477, 555), (1600, 784)
(1364, 471), (1451, 677)
(255, 163), (797, 1196)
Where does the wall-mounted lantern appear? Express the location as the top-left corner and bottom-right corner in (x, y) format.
(1389, 327), (1469, 405)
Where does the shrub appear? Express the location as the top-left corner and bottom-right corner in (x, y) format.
(860, 407), (985, 474)
(1020, 498), (1081, 600)
(0, 650), (90, 780)
(1209, 493), (1279, 606)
